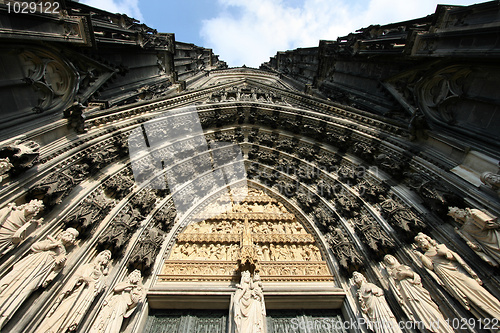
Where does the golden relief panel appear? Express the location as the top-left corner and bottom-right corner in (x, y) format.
(158, 188), (333, 282)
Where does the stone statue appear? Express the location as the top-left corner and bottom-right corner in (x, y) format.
(0, 140), (40, 174)
(89, 269), (145, 333)
(448, 206), (500, 266)
(0, 199), (44, 256)
(382, 255), (453, 333)
(231, 270), (267, 333)
(0, 228), (79, 329)
(34, 250), (112, 333)
(0, 158), (13, 182)
(480, 172), (500, 195)
(352, 271), (402, 333)
(413, 232), (500, 320)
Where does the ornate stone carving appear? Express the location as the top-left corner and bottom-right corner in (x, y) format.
(0, 140), (40, 176)
(130, 190), (157, 216)
(405, 173), (462, 217)
(104, 171), (135, 199)
(81, 145), (119, 175)
(275, 138), (297, 154)
(0, 199), (44, 256)
(63, 192), (112, 236)
(154, 207), (177, 232)
(230, 271), (267, 333)
(375, 153), (408, 179)
(382, 255), (454, 333)
(480, 172), (500, 195)
(335, 194), (360, 217)
(325, 130), (350, 151)
(353, 214), (395, 251)
(326, 227), (363, 270)
(413, 232), (500, 320)
(448, 207), (500, 266)
(0, 158), (13, 183)
(128, 227), (164, 275)
(160, 190), (332, 283)
(63, 101), (87, 133)
(337, 165), (358, 183)
(0, 228), (79, 329)
(27, 163), (90, 209)
(89, 270), (145, 333)
(313, 207), (336, 232)
(34, 250), (111, 333)
(352, 271), (402, 333)
(351, 141), (377, 163)
(380, 198), (426, 233)
(97, 204), (143, 253)
(316, 179), (337, 200)
(296, 192), (317, 213)
(357, 179), (388, 203)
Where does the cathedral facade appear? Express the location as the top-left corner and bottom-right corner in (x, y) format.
(0, 0), (499, 332)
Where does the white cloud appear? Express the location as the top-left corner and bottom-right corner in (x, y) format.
(201, 0), (481, 67)
(80, 0), (143, 22)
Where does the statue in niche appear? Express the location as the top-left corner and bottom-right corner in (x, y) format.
(414, 232), (500, 320)
(382, 255), (454, 333)
(0, 228), (79, 329)
(35, 250), (111, 333)
(231, 270), (267, 333)
(352, 271), (402, 333)
(0, 158), (13, 182)
(0, 199), (44, 256)
(448, 206), (500, 266)
(89, 270), (145, 333)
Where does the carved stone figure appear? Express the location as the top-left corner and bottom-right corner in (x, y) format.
(0, 228), (79, 329)
(326, 227), (363, 269)
(380, 198), (426, 233)
(89, 269), (144, 333)
(0, 140), (40, 175)
(128, 227), (164, 274)
(0, 158), (13, 182)
(353, 214), (394, 251)
(352, 271), (402, 333)
(480, 172), (500, 195)
(27, 163), (90, 208)
(35, 250), (111, 333)
(414, 232), (500, 320)
(98, 204), (143, 253)
(231, 270), (267, 333)
(383, 255), (454, 333)
(448, 207), (500, 266)
(0, 199), (44, 255)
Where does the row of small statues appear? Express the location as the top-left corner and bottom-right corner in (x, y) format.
(353, 232), (500, 333)
(0, 228), (145, 333)
(184, 220), (306, 235)
(170, 242), (322, 262)
(200, 200), (289, 216)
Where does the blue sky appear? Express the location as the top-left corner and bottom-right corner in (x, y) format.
(81, 0), (483, 68)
